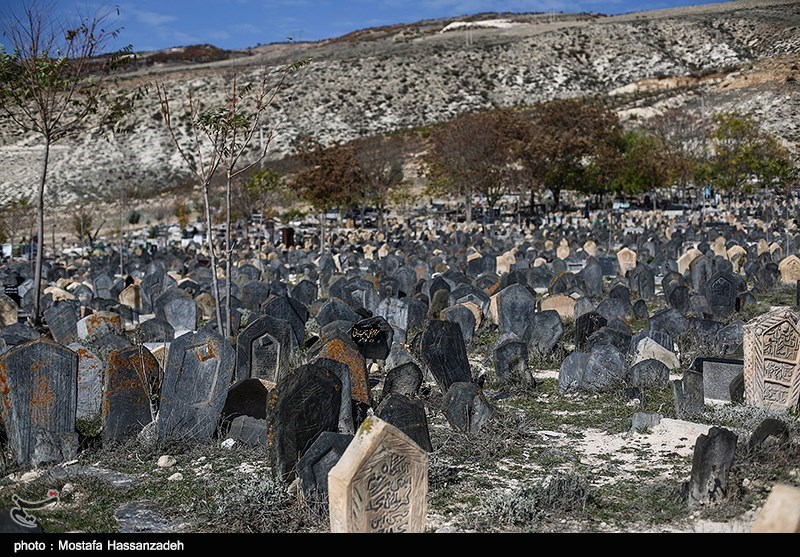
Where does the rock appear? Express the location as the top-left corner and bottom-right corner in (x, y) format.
(157, 455), (177, 468)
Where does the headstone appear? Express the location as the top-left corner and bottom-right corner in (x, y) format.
(376, 297), (427, 344)
(316, 298), (361, 328)
(376, 392), (432, 452)
(296, 432), (353, 504)
(138, 318), (174, 343)
(66, 343), (103, 420)
(539, 294), (576, 321)
(523, 310), (563, 357)
(488, 284), (535, 338)
(493, 335), (531, 386)
(308, 338), (370, 408)
(751, 484), (800, 533)
(226, 415), (269, 447)
(43, 300), (80, 346)
(629, 358), (670, 389)
(441, 304), (476, 345)
(153, 287), (197, 334)
(313, 357), (358, 435)
(684, 426), (737, 508)
(747, 418), (790, 456)
(350, 316), (394, 361)
(704, 272), (738, 318)
(0, 339), (78, 466)
(77, 311), (122, 341)
(220, 378), (274, 427)
(673, 370), (705, 419)
(382, 362), (423, 401)
(102, 346), (159, 446)
(414, 320), (472, 393)
(118, 284), (143, 313)
(328, 415), (427, 533)
(632, 337), (680, 370)
(271, 362), (342, 481)
(262, 295), (308, 349)
(690, 357), (744, 402)
(157, 329), (235, 443)
(778, 255), (800, 286)
(442, 382), (493, 435)
(234, 315), (292, 385)
(616, 247), (637, 276)
(743, 307), (800, 411)
(0, 293), (18, 327)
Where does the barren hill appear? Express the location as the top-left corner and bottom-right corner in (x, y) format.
(0, 0), (798, 206)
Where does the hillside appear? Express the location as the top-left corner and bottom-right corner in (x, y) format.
(0, 0), (798, 207)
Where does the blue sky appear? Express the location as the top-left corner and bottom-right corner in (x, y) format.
(2, 0), (732, 52)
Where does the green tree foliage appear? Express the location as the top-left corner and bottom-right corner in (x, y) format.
(0, 2), (136, 326)
(294, 137), (366, 213)
(612, 130), (674, 200)
(705, 112), (793, 196)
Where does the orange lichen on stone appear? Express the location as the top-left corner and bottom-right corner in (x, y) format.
(196, 340), (219, 362)
(0, 360), (11, 420)
(29, 374), (54, 428)
(319, 339), (369, 403)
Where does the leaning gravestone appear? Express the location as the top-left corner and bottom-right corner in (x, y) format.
(414, 320), (472, 393)
(153, 287), (197, 334)
(0, 339), (78, 466)
(157, 329), (235, 443)
(44, 301), (80, 346)
(743, 307), (800, 411)
(442, 382), (493, 435)
(493, 335), (531, 386)
(296, 432), (353, 504)
(349, 316), (394, 361)
(489, 284), (535, 338)
(103, 346), (159, 446)
(271, 362), (342, 482)
(376, 392), (433, 452)
(328, 415), (427, 533)
(523, 310), (563, 358)
(690, 357), (744, 402)
(382, 362), (424, 401)
(0, 293), (19, 327)
(673, 370), (705, 419)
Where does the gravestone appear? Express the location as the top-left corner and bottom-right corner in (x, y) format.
(290, 279), (318, 308)
(118, 285), (143, 313)
(575, 312), (607, 351)
(522, 309), (563, 358)
(690, 357), (744, 402)
(350, 316), (394, 361)
(493, 335), (531, 386)
(308, 338), (370, 408)
(226, 415), (269, 447)
(629, 358), (670, 389)
(0, 339), (78, 466)
(684, 426), (737, 508)
(382, 362), (423, 401)
(376, 392), (433, 452)
(271, 362), (342, 481)
(704, 272), (737, 318)
(296, 432), (353, 504)
(743, 307), (800, 411)
(616, 247), (637, 276)
(313, 357), (357, 435)
(103, 346), (159, 446)
(375, 297), (427, 344)
(77, 311), (122, 341)
(43, 300), (80, 346)
(539, 294), (576, 321)
(220, 378), (273, 428)
(262, 295), (308, 349)
(157, 329), (235, 443)
(316, 298), (361, 328)
(629, 264), (655, 301)
(747, 418), (790, 456)
(489, 284), (536, 338)
(67, 343), (103, 420)
(138, 318), (174, 343)
(751, 484), (800, 533)
(778, 255), (800, 286)
(235, 315), (292, 385)
(153, 287), (197, 333)
(328, 416), (427, 533)
(673, 370), (705, 419)
(442, 382), (493, 435)
(414, 320), (472, 394)
(441, 304), (476, 345)
(0, 293), (18, 327)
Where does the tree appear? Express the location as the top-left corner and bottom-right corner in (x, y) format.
(705, 112), (793, 199)
(423, 109), (523, 223)
(519, 99), (621, 210)
(293, 137), (366, 252)
(649, 108), (706, 202)
(0, 1), (135, 327)
(351, 134), (407, 232)
(158, 61), (307, 339)
(611, 130), (673, 207)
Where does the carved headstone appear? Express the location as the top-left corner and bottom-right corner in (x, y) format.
(103, 346), (159, 446)
(328, 415), (427, 533)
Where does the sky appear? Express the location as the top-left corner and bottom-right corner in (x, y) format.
(1, 0), (732, 53)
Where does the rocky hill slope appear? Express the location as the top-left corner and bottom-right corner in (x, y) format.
(0, 0), (798, 206)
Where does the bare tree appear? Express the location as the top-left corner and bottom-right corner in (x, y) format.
(0, 1), (136, 327)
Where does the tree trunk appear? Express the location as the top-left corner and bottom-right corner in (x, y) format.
(465, 194), (472, 224)
(119, 186), (125, 277)
(203, 182), (224, 336)
(319, 211), (325, 255)
(31, 136), (50, 328)
(225, 170), (233, 341)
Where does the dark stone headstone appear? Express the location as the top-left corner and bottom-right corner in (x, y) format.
(491, 284), (535, 338)
(746, 418), (789, 456)
(239, 280), (271, 313)
(684, 426), (737, 508)
(271, 362), (342, 481)
(704, 272), (737, 318)
(630, 358), (670, 389)
(493, 334), (531, 386)
(375, 392), (432, 452)
(157, 329), (235, 443)
(235, 315), (292, 385)
(575, 312), (606, 351)
(442, 382), (493, 435)
(220, 378), (273, 428)
(312, 357), (357, 435)
(382, 362), (424, 401)
(290, 279), (318, 308)
(296, 432), (353, 504)
(262, 295), (308, 349)
(0, 339), (78, 466)
(102, 346), (159, 446)
(67, 343), (104, 420)
(375, 297), (427, 344)
(729, 371), (745, 403)
(649, 308), (690, 337)
(586, 326), (631, 355)
(629, 264), (655, 301)
(714, 321), (743, 356)
(523, 310), (563, 357)
(316, 298), (361, 328)
(43, 300), (80, 346)
(414, 320), (472, 393)
(0, 322), (41, 348)
(138, 318), (175, 343)
(690, 357), (744, 402)
(441, 304), (476, 345)
(349, 316), (394, 361)
(632, 299), (649, 320)
(673, 370), (705, 419)
(153, 287), (196, 333)
(226, 415), (269, 447)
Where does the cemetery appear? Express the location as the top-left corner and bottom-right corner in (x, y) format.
(0, 200), (799, 534)
(0, 0), (799, 536)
